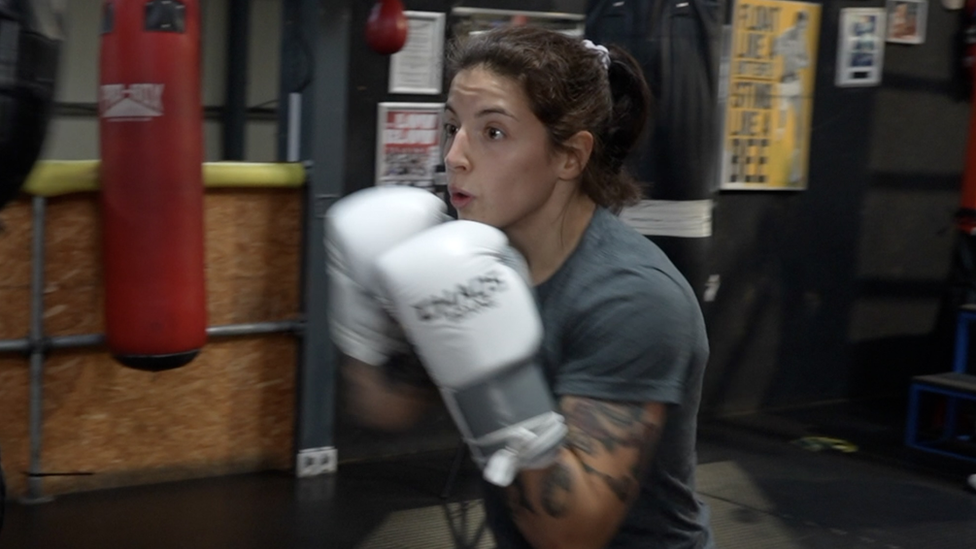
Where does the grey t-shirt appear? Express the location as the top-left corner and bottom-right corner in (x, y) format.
(483, 207), (714, 549)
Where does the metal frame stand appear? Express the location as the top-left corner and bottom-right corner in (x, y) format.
(905, 308), (976, 463)
(440, 441), (468, 500)
(23, 196), (52, 504)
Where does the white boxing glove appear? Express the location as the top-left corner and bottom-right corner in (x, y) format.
(325, 186), (448, 366)
(375, 221), (567, 487)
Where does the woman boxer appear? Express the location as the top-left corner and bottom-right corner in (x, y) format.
(336, 26), (714, 549)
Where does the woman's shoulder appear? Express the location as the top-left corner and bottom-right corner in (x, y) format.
(541, 208), (696, 309)
(582, 209), (688, 288)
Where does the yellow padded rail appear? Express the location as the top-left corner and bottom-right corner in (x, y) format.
(22, 160), (307, 196)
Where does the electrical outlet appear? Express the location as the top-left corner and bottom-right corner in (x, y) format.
(296, 447), (337, 477)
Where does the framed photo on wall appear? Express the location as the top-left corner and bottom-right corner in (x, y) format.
(836, 8), (886, 87)
(375, 102), (445, 196)
(886, 0), (927, 44)
(388, 11), (447, 95)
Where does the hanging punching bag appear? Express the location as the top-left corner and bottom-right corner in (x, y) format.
(586, 0), (721, 302)
(0, 0), (65, 211)
(959, 0), (976, 233)
(365, 0), (407, 55)
(99, 0), (206, 371)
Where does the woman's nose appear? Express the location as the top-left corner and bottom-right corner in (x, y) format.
(444, 130), (470, 172)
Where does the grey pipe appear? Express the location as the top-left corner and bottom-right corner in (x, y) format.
(0, 339), (29, 353)
(207, 320), (300, 338)
(48, 334), (104, 350)
(24, 196), (52, 504)
(0, 321), (302, 355)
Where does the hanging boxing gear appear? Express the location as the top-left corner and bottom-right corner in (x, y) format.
(0, 0), (65, 211)
(375, 221), (567, 488)
(100, 0), (207, 370)
(586, 0), (721, 302)
(365, 0), (408, 55)
(325, 185), (449, 367)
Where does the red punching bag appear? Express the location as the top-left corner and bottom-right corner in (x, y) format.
(99, 0), (206, 371)
(959, 0), (976, 233)
(366, 0), (408, 55)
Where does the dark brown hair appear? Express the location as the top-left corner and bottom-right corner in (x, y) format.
(446, 25), (652, 211)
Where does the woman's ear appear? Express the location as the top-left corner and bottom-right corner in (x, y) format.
(557, 130), (594, 181)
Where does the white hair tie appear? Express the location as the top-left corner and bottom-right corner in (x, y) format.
(582, 39), (610, 70)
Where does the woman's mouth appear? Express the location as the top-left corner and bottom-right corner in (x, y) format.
(449, 189), (473, 209)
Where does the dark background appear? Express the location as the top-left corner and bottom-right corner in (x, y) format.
(335, 0), (972, 458)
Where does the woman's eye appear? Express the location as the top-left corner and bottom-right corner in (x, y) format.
(486, 127), (504, 140)
(444, 123), (459, 136)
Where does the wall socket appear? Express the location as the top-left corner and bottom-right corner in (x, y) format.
(296, 447), (337, 477)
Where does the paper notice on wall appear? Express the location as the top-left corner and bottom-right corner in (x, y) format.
(720, 0), (821, 191)
(375, 102), (444, 192)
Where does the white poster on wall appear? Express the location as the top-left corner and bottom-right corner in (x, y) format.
(388, 11), (446, 95)
(375, 102), (445, 194)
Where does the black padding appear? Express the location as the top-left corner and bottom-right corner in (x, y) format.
(0, 0), (63, 210)
(144, 0), (185, 33)
(113, 349), (201, 372)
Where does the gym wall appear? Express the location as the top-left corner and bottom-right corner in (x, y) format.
(702, 0), (970, 415)
(0, 0), (296, 499)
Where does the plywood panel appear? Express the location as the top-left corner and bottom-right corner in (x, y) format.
(0, 286), (30, 340)
(0, 356), (30, 497)
(43, 284), (103, 337)
(45, 196), (101, 290)
(1, 188), (304, 498)
(39, 337), (296, 495)
(0, 199), (32, 288)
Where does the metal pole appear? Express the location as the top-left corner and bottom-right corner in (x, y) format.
(276, 0), (304, 161)
(23, 196), (52, 504)
(290, 0), (348, 478)
(223, 0), (251, 160)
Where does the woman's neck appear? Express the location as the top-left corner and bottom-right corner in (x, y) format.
(506, 192), (597, 286)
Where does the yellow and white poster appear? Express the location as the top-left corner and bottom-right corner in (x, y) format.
(720, 0), (821, 191)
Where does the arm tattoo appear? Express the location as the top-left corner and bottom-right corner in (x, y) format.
(580, 460), (633, 502)
(506, 476), (537, 517)
(540, 461), (573, 517)
(565, 399), (647, 454)
(563, 398), (661, 503)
